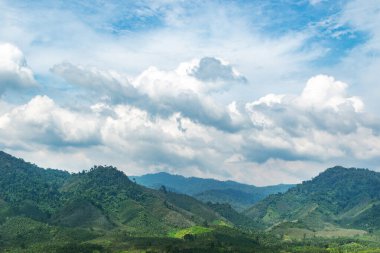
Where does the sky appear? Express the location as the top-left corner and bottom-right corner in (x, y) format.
(1, 0), (380, 186)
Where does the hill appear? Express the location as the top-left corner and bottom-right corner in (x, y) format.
(133, 172), (294, 211)
(0, 151), (264, 252)
(3, 152), (380, 252)
(244, 166), (380, 237)
(0, 151), (230, 233)
(0, 150), (70, 220)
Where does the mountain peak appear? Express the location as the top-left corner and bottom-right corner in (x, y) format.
(87, 165), (127, 177)
(77, 165), (133, 188)
(246, 165), (380, 232)
(314, 165), (374, 182)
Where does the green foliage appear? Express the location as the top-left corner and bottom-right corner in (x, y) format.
(245, 166), (380, 233)
(168, 226), (213, 238)
(206, 202), (258, 229)
(1, 151), (268, 251)
(0, 151), (69, 215)
(2, 152), (380, 253)
(133, 172), (294, 211)
(51, 199), (114, 229)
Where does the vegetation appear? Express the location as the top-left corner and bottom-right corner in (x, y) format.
(245, 166), (380, 239)
(1, 151), (380, 252)
(133, 172), (294, 211)
(168, 226), (213, 238)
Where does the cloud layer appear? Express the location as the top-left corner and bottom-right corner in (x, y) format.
(1, 1), (380, 185)
(1, 44), (380, 185)
(244, 75), (377, 163)
(51, 57), (247, 132)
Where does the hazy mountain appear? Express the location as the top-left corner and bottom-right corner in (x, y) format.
(132, 172), (294, 211)
(245, 166), (380, 234)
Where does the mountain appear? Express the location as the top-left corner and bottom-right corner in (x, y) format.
(0, 151), (70, 221)
(0, 151), (263, 252)
(132, 172), (294, 211)
(0, 151), (228, 232)
(244, 166), (380, 237)
(2, 152), (380, 252)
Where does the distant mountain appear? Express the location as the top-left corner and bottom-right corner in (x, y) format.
(245, 166), (380, 234)
(132, 172), (294, 211)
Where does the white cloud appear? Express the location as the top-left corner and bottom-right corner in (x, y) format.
(2, 0), (380, 185)
(50, 62), (139, 103)
(0, 0), (323, 100)
(0, 43), (36, 94)
(0, 94), (234, 178)
(328, 0), (380, 113)
(224, 159), (328, 186)
(1, 72), (380, 186)
(297, 75), (364, 112)
(52, 58), (248, 132)
(0, 95), (100, 148)
(244, 75), (379, 163)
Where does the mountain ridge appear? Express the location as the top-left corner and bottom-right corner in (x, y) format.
(244, 165), (380, 235)
(2, 151), (380, 251)
(132, 171), (294, 211)
(0, 151), (255, 236)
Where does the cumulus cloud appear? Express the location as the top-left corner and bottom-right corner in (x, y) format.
(0, 43), (36, 94)
(244, 75), (380, 163)
(50, 62), (139, 103)
(2, 0), (380, 185)
(0, 95), (100, 148)
(1, 73), (380, 186)
(0, 94), (232, 175)
(51, 58), (248, 132)
(298, 75), (364, 112)
(189, 57), (246, 86)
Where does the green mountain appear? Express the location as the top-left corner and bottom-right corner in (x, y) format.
(133, 172), (294, 211)
(2, 151), (380, 252)
(0, 151), (70, 220)
(0, 151), (265, 252)
(245, 166), (380, 237)
(0, 151), (231, 232)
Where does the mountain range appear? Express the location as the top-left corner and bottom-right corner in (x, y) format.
(1, 150), (380, 252)
(0, 151), (261, 252)
(132, 172), (294, 211)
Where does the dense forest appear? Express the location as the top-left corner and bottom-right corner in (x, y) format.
(1, 151), (380, 252)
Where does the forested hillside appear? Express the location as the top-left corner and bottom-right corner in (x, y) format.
(0, 151), (263, 252)
(245, 166), (380, 237)
(2, 152), (380, 252)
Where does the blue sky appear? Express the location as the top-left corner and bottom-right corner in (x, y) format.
(1, 0), (380, 185)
